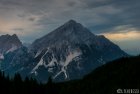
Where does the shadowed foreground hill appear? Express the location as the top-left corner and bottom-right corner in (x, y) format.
(0, 55), (140, 94)
(57, 55), (140, 94)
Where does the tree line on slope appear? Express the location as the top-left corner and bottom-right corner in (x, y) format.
(0, 55), (140, 94)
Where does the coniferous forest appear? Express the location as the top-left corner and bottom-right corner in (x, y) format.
(0, 55), (140, 94)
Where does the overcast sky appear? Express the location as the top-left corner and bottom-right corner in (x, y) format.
(0, 0), (140, 55)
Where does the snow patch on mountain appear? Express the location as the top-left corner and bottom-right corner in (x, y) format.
(31, 49), (49, 74)
(34, 50), (42, 58)
(53, 50), (82, 79)
(44, 54), (57, 68)
(0, 53), (4, 60)
(6, 44), (18, 54)
(48, 68), (54, 73)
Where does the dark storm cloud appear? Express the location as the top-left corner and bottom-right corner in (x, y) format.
(85, 0), (140, 33)
(80, 0), (114, 8)
(0, 0), (140, 55)
(0, 0), (140, 39)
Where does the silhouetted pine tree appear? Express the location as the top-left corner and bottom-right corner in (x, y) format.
(46, 77), (59, 94)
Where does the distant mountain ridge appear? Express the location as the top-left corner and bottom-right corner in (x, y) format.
(0, 20), (128, 82)
(0, 34), (22, 60)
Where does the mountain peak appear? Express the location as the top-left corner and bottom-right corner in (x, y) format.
(62, 19), (81, 29)
(11, 34), (20, 41)
(32, 20), (96, 48)
(67, 19), (77, 24)
(0, 34), (22, 53)
(0, 34), (18, 38)
(0, 20), (128, 83)
(12, 34), (18, 37)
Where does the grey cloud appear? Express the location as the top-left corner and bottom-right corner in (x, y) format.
(12, 28), (24, 31)
(28, 17), (37, 22)
(67, 1), (77, 7)
(80, 0), (114, 9)
(0, 0), (140, 42)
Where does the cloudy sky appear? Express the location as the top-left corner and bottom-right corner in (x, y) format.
(0, 0), (140, 55)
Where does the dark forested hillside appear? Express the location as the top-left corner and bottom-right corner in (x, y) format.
(0, 55), (140, 94)
(56, 55), (140, 94)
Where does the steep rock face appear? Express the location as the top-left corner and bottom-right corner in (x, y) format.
(0, 20), (128, 82)
(1, 46), (34, 78)
(0, 34), (22, 60)
(28, 20), (127, 82)
(0, 34), (23, 75)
